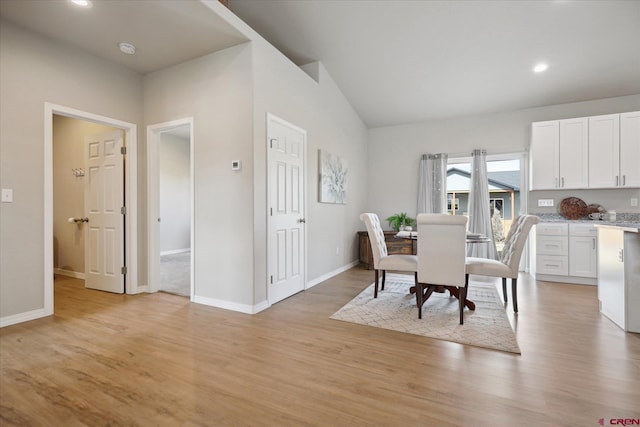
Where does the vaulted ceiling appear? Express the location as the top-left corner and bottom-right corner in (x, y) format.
(2, 0), (639, 128)
(229, 0), (640, 127)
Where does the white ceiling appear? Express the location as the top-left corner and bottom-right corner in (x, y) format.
(2, 1), (638, 129)
(0, 0), (248, 74)
(229, 0), (640, 128)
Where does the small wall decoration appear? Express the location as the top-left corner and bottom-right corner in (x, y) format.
(319, 149), (348, 204)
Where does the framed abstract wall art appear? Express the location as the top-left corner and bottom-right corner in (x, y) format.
(318, 149), (348, 204)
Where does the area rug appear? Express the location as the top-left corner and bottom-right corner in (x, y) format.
(331, 275), (520, 354)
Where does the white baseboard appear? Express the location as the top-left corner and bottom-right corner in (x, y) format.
(132, 284), (149, 294)
(307, 260), (360, 289)
(55, 268), (85, 280)
(161, 248), (190, 256)
(192, 259), (360, 314)
(192, 295), (269, 314)
(1, 308), (50, 328)
(535, 273), (596, 286)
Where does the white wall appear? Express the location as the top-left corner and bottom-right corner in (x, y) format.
(251, 47), (369, 303)
(367, 94), (640, 224)
(1, 7), (369, 321)
(143, 43), (255, 306)
(144, 38), (369, 309)
(0, 20), (143, 319)
(159, 133), (190, 253)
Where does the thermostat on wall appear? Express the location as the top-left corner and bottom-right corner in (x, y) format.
(231, 160), (241, 171)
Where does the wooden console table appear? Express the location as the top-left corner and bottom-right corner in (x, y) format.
(357, 231), (417, 270)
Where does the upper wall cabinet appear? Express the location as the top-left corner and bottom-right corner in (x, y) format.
(530, 118), (588, 190)
(589, 114), (620, 188)
(559, 117), (589, 189)
(589, 111), (640, 188)
(531, 111), (640, 190)
(530, 121), (559, 190)
(619, 111), (640, 188)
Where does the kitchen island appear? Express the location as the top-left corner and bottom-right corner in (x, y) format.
(595, 223), (640, 333)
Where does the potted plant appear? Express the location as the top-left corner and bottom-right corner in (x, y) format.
(386, 212), (415, 232)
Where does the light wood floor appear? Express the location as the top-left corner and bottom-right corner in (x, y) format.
(1, 268), (639, 426)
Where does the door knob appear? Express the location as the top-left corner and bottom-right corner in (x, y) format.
(298, 218), (306, 223)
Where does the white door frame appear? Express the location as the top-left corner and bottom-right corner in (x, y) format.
(266, 113), (308, 305)
(44, 102), (139, 315)
(146, 118), (195, 300)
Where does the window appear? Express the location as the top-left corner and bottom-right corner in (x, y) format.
(447, 196), (459, 213)
(446, 153), (526, 256)
(490, 198), (504, 218)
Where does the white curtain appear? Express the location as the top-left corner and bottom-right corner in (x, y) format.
(467, 149), (498, 259)
(417, 153), (448, 214)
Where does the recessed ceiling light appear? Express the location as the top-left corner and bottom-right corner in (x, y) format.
(533, 63), (549, 73)
(119, 42), (136, 55)
(70, 0), (92, 7)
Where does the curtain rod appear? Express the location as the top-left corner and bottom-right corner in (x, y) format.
(422, 150), (527, 158)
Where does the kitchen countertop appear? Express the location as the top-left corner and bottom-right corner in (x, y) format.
(593, 223), (640, 233)
(530, 213), (640, 231)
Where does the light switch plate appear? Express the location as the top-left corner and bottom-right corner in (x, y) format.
(1, 189), (13, 203)
(231, 160), (241, 171)
(538, 199), (554, 207)
(631, 198), (638, 207)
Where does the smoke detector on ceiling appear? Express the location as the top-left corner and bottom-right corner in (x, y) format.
(119, 42), (136, 55)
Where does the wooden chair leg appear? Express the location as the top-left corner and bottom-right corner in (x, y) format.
(374, 270), (379, 298)
(416, 284), (437, 320)
(512, 278), (518, 313)
(381, 270), (386, 290)
(459, 286), (466, 325)
(502, 277), (508, 303)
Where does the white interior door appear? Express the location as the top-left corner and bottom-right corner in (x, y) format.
(84, 130), (125, 293)
(268, 116), (306, 304)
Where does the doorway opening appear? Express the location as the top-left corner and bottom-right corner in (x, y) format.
(52, 115), (123, 292)
(147, 119), (194, 299)
(44, 103), (139, 315)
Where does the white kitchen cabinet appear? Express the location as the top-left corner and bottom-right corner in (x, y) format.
(589, 113), (640, 189)
(530, 118), (588, 190)
(568, 224), (597, 278)
(596, 225), (640, 333)
(535, 222), (597, 285)
(620, 111), (640, 187)
(559, 117), (589, 189)
(588, 114), (620, 188)
(530, 121), (559, 190)
(536, 223), (569, 276)
(531, 110), (639, 190)
(537, 254), (569, 276)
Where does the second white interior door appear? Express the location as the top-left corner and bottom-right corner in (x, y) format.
(267, 115), (306, 305)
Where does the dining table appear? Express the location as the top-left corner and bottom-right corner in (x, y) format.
(395, 230), (491, 311)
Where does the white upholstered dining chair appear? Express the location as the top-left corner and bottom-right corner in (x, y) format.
(360, 213), (417, 298)
(465, 214), (539, 312)
(416, 214), (468, 323)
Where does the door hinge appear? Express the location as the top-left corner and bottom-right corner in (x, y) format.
(270, 207), (273, 216)
(121, 206), (126, 215)
(270, 275), (273, 284)
(121, 266), (127, 275)
(121, 146), (126, 155)
(269, 138), (277, 148)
